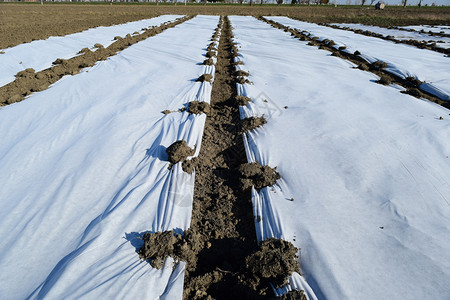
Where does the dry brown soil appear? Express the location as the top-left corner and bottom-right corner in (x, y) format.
(1, 3), (449, 49)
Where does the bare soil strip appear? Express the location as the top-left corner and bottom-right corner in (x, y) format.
(138, 16), (304, 299)
(0, 16), (192, 108)
(260, 17), (450, 110)
(322, 22), (450, 55)
(2, 4), (448, 50)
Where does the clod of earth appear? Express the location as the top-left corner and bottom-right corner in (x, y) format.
(205, 50), (216, 58)
(370, 60), (388, 70)
(401, 88), (425, 98)
(188, 101), (210, 115)
(138, 230), (201, 270)
(166, 140), (195, 165)
(377, 75), (392, 85)
(16, 68), (35, 78)
(245, 238), (301, 290)
(235, 95), (251, 106)
(197, 74), (213, 82)
(240, 116), (267, 133)
(53, 58), (65, 65)
(357, 63), (369, 71)
(239, 161), (281, 191)
(79, 47), (91, 54)
(279, 289), (308, 300)
(406, 76), (423, 87)
(235, 70), (249, 77)
(207, 43), (217, 51)
(203, 58), (214, 65)
(236, 76), (251, 85)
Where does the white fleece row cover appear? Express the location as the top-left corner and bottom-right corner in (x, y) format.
(230, 16), (450, 300)
(265, 16), (450, 101)
(401, 25), (450, 35)
(0, 15), (182, 87)
(330, 23), (450, 49)
(0, 15), (219, 299)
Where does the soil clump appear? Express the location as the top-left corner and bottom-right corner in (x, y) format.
(245, 238), (301, 290)
(235, 95), (251, 106)
(240, 116), (267, 133)
(188, 101), (211, 115)
(239, 162), (281, 191)
(166, 140), (195, 165)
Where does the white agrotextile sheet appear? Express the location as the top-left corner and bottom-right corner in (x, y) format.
(266, 16), (450, 101)
(231, 16), (450, 300)
(331, 23), (450, 49)
(0, 15), (218, 299)
(0, 15), (182, 87)
(401, 25), (450, 35)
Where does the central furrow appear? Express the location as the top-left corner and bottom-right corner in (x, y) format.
(138, 16), (304, 299)
(182, 16), (259, 298)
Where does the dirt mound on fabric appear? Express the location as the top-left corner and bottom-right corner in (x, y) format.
(203, 58), (214, 66)
(236, 76), (251, 85)
(279, 290), (308, 300)
(138, 229), (203, 270)
(240, 116), (267, 133)
(239, 162), (281, 191)
(235, 70), (249, 77)
(197, 74), (213, 82)
(245, 238), (301, 290)
(188, 101), (211, 115)
(166, 140), (195, 165)
(235, 95), (251, 106)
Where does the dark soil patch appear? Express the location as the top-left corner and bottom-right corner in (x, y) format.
(235, 70), (249, 77)
(166, 140), (195, 166)
(188, 101), (211, 115)
(239, 162), (281, 191)
(370, 60), (388, 70)
(203, 58), (214, 66)
(237, 76), (252, 85)
(206, 50), (217, 58)
(377, 75), (392, 85)
(197, 74), (213, 82)
(235, 95), (251, 106)
(245, 238), (301, 290)
(280, 290), (308, 300)
(401, 88), (425, 98)
(405, 76), (423, 87)
(240, 116), (267, 133)
(0, 16), (192, 106)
